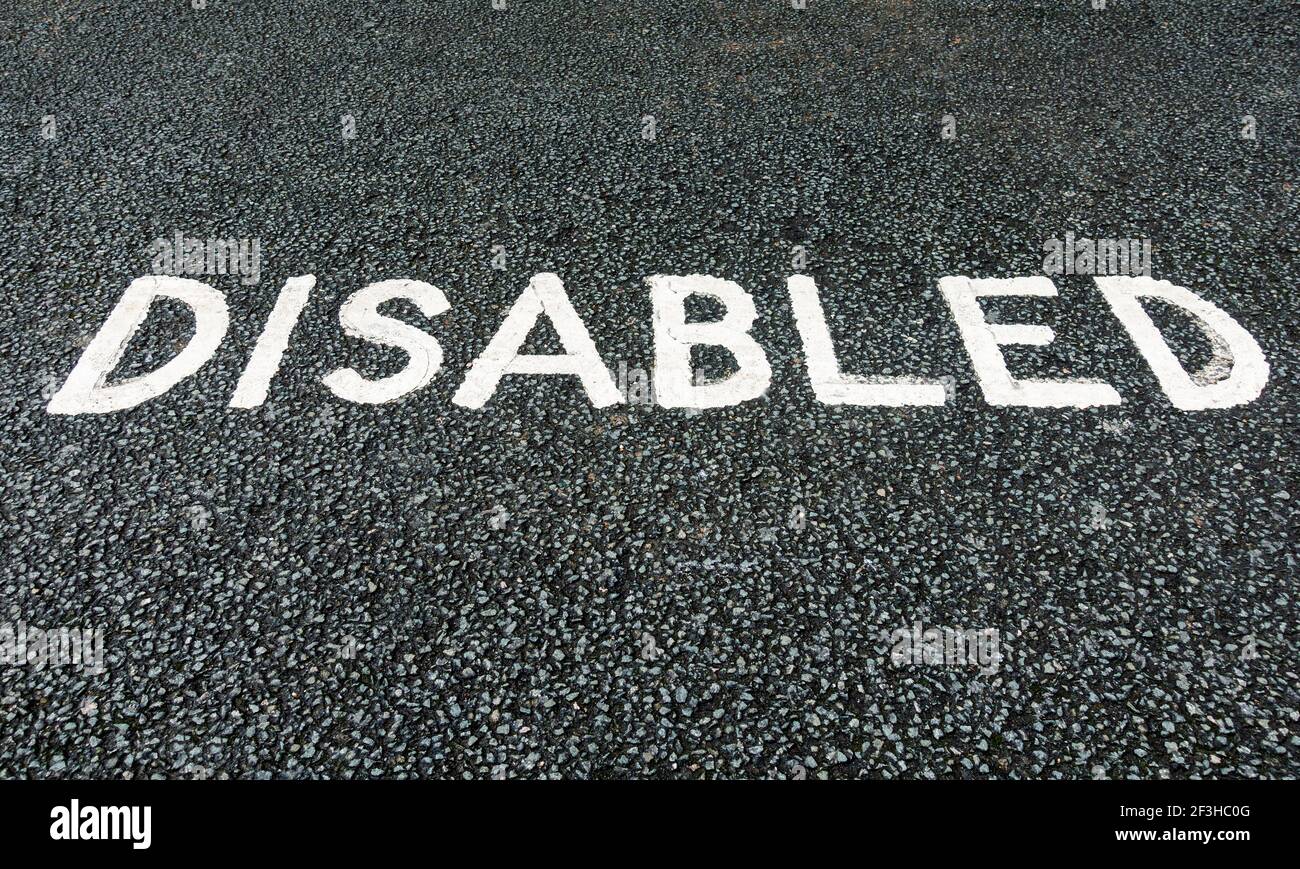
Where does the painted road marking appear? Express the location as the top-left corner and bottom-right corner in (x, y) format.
(46, 272), (1270, 415)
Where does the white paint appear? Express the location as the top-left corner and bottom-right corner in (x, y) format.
(939, 275), (1121, 408)
(648, 274), (772, 409)
(322, 279), (449, 404)
(230, 274), (315, 408)
(787, 275), (947, 406)
(47, 276), (229, 415)
(1095, 276), (1269, 410)
(451, 272), (622, 409)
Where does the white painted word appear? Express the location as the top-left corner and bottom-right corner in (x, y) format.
(46, 272), (1269, 415)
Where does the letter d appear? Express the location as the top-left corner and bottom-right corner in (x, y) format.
(1095, 276), (1268, 410)
(47, 276), (229, 414)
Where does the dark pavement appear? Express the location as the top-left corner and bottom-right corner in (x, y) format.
(0, 0), (1296, 778)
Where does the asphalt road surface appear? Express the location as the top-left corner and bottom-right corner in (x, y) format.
(1, 0), (1296, 779)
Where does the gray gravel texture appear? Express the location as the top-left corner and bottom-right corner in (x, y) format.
(0, 0), (1296, 779)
